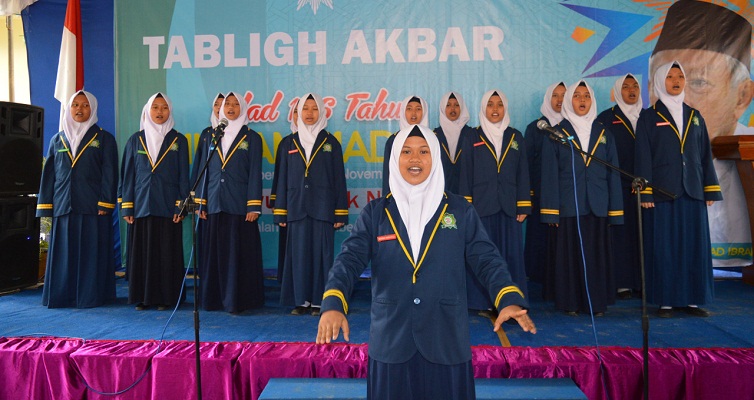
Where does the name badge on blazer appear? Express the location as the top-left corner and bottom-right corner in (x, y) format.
(288, 149), (299, 154)
(377, 234), (397, 242)
(612, 120), (622, 124)
(473, 141), (485, 147)
(656, 121), (671, 126)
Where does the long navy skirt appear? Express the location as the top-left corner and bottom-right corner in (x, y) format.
(553, 215), (615, 314)
(368, 353), (475, 400)
(280, 217), (333, 307)
(612, 188), (642, 292)
(200, 212), (264, 312)
(524, 195), (550, 284)
(467, 211), (528, 310)
(43, 214), (115, 308)
(127, 216), (185, 307)
(643, 195), (714, 306)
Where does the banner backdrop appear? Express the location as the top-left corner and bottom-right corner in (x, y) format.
(114, 0), (754, 269)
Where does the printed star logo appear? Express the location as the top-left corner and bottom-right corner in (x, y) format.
(297, 0), (333, 14)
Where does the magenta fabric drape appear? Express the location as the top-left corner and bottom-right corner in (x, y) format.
(1, 337), (753, 400)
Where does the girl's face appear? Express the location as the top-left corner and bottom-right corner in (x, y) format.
(572, 86), (592, 117)
(485, 94), (505, 123)
(404, 101), (423, 125)
(70, 94), (91, 123)
(301, 98), (320, 125)
(213, 96), (224, 119)
(551, 85), (566, 113)
(445, 97), (461, 122)
(224, 95), (241, 121)
(399, 135), (432, 185)
(665, 67), (686, 96)
(621, 77), (640, 105)
(149, 97), (170, 124)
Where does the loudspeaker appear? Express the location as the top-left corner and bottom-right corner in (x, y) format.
(0, 102), (44, 196)
(0, 196), (40, 292)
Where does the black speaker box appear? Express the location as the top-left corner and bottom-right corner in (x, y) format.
(0, 102), (44, 196)
(0, 196), (40, 292)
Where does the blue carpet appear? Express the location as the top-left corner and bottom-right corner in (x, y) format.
(1, 275), (753, 349)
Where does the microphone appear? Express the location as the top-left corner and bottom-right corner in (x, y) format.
(536, 119), (567, 142)
(215, 118), (228, 139)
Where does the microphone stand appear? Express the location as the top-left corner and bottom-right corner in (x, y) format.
(538, 127), (676, 400)
(177, 127), (225, 400)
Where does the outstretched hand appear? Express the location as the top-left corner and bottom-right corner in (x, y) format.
(494, 305), (537, 334)
(316, 310), (350, 344)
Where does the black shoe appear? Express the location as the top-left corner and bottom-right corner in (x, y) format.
(617, 290), (632, 300)
(135, 303), (146, 311)
(311, 308), (321, 316)
(157, 305), (170, 311)
(594, 312), (605, 317)
(291, 306), (309, 315)
(657, 307), (673, 318)
(565, 311), (578, 317)
(683, 307), (710, 317)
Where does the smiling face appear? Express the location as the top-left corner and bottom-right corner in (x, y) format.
(149, 97), (170, 124)
(445, 97), (461, 122)
(399, 135), (432, 185)
(223, 95), (242, 121)
(665, 66), (686, 96)
(301, 98), (320, 125)
(572, 86), (592, 117)
(551, 84), (566, 113)
(70, 93), (91, 123)
(404, 101), (423, 124)
(485, 94), (505, 123)
(621, 76), (640, 105)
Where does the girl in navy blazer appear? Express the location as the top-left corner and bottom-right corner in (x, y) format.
(459, 89), (531, 312)
(317, 125), (535, 400)
(274, 93), (348, 315)
(635, 62), (722, 318)
(193, 91), (265, 313)
(540, 81), (624, 315)
(120, 93), (189, 311)
(434, 91), (474, 194)
(381, 95), (430, 195)
(37, 91), (118, 308)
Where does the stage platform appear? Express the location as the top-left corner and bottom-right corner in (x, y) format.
(1, 276), (753, 399)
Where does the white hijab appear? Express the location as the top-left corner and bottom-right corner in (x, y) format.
(478, 89), (511, 158)
(62, 90), (98, 157)
(561, 80), (597, 150)
(290, 99), (299, 134)
(613, 74), (643, 132)
(140, 92), (175, 162)
(540, 82), (565, 126)
(653, 61), (686, 134)
(218, 91), (250, 154)
(388, 125), (445, 260)
(438, 91), (471, 156)
(399, 95), (429, 131)
(296, 93), (329, 161)
(210, 93), (224, 129)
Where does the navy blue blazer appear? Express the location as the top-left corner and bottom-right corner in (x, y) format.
(193, 126), (263, 215)
(540, 120), (624, 225)
(36, 125), (118, 217)
(433, 125), (475, 194)
(596, 106), (637, 191)
(273, 130), (348, 224)
(322, 193), (527, 365)
(523, 116), (550, 200)
(458, 126), (531, 218)
(119, 129), (189, 218)
(634, 101), (722, 203)
(269, 132), (294, 208)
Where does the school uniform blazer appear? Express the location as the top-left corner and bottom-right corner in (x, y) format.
(596, 106), (637, 191)
(269, 132), (294, 208)
(539, 120), (624, 225)
(190, 126), (214, 193)
(272, 130), (348, 224)
(433, 124), (474, 194)
(321, 193), (527, 365)
(458, 126), (531, 218)
(36, 125), (118, 217)
(523, 116), (549, 199)
(634, 101), (722, 203)
(193, 125), (263, 216)
(119, 129), (189, 218)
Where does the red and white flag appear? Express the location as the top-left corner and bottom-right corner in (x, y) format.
(54, 0), (83, 129)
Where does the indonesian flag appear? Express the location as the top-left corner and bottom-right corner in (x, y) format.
(54, 0), (83, 128)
